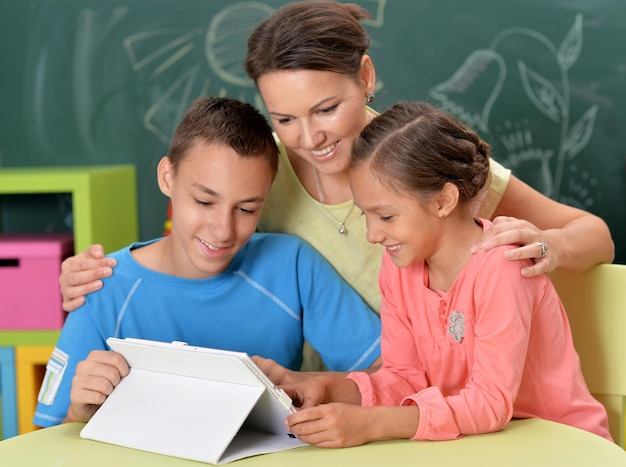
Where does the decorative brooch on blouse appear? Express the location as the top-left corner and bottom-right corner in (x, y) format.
(448, 311), (465, 343)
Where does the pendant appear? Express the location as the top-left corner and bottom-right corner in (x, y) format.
(338, 222), (347, 235)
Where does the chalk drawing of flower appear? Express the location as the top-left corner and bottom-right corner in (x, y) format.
(429, 49), (506, 134)
(120, 2), (274, 145)
(429, 14), (598, 205)
(119, 0), (388, 145)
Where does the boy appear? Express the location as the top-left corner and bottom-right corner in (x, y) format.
(34, 97), (381, 427)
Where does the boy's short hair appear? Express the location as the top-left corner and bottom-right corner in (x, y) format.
(167, 96), (279, 178)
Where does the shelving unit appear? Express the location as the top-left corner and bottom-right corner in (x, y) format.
(0, 165), (139, 253)
(0, 165), (139, 438)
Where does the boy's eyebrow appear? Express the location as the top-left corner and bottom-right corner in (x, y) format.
(238, 196), (266, 204)
(193, 183), (220, 197)
(192, 183), (265, 204)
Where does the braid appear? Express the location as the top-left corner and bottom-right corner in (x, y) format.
(351, 101), (491, 204)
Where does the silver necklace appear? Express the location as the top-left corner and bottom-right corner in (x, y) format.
(312, 167), (356, 235)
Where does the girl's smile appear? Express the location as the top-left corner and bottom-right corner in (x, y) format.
(384, 244), (403, 256)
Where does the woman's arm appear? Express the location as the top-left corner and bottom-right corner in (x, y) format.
(474, 175), (614, 277)
(60, 244), (117, 312)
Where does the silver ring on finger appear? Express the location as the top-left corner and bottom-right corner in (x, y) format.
(536, 241), (548, 258)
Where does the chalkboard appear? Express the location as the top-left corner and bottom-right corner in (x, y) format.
(1, 0), (624, 262)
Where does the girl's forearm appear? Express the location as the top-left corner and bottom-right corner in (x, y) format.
(365, 405), (420, 442)
(323, 375), (363, 405)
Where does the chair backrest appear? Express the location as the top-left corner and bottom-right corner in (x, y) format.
(549, 264), (626, 447)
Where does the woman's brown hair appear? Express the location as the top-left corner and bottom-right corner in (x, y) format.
(245, 1), (372, 84)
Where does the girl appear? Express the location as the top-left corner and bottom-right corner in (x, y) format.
(281, 101), (611, 446)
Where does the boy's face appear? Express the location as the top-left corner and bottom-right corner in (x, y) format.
(159, 142), (273, 279)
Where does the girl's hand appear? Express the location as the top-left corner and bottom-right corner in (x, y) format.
(287, 403), (421, 448)
(286, 403), (374, 448)
(472, 216), (557, 277)
(60, 244), (117, 312)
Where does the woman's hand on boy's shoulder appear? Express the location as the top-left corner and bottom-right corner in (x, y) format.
(60, 244), (117, 312)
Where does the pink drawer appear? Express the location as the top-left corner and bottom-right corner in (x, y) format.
(0, 233), (73, 329)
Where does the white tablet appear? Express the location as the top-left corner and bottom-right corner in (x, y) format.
(80, 337), (304, 464)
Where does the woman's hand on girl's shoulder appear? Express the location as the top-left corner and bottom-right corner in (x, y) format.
(471, 216), (557, 277)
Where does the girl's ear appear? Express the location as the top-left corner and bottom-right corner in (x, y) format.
(360, 55), (376, 97)
(157, 156), (174, 197)
(436, 182), (460, 218)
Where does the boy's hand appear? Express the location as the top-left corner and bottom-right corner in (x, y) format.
(280, 375), (330, 409)
(60, 244), (117, 312)
(64, 350), (129, 423)
(251, 356), (306, 385)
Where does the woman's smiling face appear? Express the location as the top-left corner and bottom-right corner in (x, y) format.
(257, 68), (371, 176)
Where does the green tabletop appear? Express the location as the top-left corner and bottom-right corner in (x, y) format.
(1, 418), (625, 466)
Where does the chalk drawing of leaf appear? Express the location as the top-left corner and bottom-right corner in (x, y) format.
(562, 105), (598, 159)
(557, 14), (583, 71)
(518, 61), (566, 123)
(429, 49), (505, 133)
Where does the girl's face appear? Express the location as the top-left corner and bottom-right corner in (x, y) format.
(257, 68), (371, 176)
(158, 142), (273, 279)
(350, 164), (442, 268)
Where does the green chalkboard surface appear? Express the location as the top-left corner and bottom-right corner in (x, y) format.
(1, 0), (624, 261)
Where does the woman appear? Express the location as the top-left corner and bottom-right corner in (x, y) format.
(60, 1), (613, 316)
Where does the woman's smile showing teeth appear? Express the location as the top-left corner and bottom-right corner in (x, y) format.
(311, 141), (338, 160)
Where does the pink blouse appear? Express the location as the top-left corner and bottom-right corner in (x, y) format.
(348, 220), (611, 441)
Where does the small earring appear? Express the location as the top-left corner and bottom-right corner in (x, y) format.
(366, 93), (375, 104)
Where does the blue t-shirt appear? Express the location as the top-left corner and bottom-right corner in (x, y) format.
(34, 233), (381, 427)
